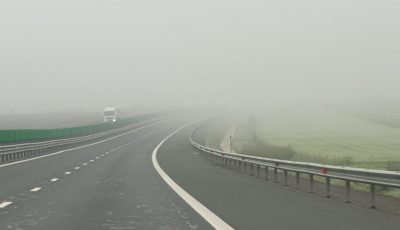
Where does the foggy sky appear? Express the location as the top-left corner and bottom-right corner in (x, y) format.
(1, 0), (399, 113)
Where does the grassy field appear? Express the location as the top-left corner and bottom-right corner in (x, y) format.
(231, 106), (400, 170)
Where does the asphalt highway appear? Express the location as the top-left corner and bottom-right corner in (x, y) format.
(1, 117), (400, 229)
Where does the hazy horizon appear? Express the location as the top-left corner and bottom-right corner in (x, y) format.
(1, 0), (399, 114)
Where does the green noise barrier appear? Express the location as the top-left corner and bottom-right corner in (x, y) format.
(0, 113), (161, 144)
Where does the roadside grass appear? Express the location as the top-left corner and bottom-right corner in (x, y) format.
(233, 107), (400, 169)
(201, 117), (233, 150)
(200, 107), (400, 197)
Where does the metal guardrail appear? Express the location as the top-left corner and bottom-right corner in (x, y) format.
(0, 118), (160, 163)
(189, 127), (400, 209)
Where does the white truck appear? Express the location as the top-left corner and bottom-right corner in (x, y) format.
(103, 107), (118, 122)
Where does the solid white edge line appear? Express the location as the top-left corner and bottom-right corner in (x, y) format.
(152, 122), (234, 230)
(0, 119), (170, 168)
(0, 201), (12, 208)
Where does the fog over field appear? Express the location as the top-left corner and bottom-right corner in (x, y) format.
(1, 0), (399, 114)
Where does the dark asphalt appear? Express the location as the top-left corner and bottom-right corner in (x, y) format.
(2, 117), (400, 230)
(157, 125), (400, 230)
(0, 118), (211, 230)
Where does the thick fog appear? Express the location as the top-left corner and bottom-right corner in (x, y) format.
(1, 0), (399, 114)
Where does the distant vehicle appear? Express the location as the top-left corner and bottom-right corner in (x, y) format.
(104, 107), (118, 122)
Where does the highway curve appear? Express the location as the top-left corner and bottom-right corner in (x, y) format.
(0, 118), (212, 230)
(156, 124), (400, 230)
(1, 117), (400, 230)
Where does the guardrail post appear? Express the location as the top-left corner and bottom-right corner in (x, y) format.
(345, 180), (351, 203)
(309, 174), (314, 193)
(274, 168), (278, 183)
(370, 184), (376, 209)
(244, 162), (247, 174)
(296, 172), (300, 189)
(250, 163), (254, 176)
(265, 166), (269, 181)
(256, 164), (260, 178)
(284, 170), (288, 186)
(238, 161), (242, 172)
(326, 177), (331, 198)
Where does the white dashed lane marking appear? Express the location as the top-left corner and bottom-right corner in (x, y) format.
(90, 160), (94, 162)
(65, 172), (71, 175)
(74, 167), (80, 170)
(0, 201), (13, 209)
(82, 163), (88, 166)
(30, 187), (42, 192)
(50, 178), (59, 182)
(96, 157), (100, 159)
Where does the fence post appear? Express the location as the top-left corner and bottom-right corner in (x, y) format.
(370, 184), (376, 209)
(284, 170), (288, 186)
(326, 177), (331, 198)
(274, 168), (278, 183)
(296, 172), (300, 189)
(345, 180), (351, 203)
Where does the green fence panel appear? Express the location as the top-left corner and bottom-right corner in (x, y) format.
(0, 112), (162, 144)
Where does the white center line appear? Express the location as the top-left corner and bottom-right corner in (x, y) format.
(0, 201), (13, 209)
(65, 171), (71, 175)
(82, 163), (88, 166)
(50, 178), (59, 182)
(74, 167), (80, 170)
(30, 187), (42, 192)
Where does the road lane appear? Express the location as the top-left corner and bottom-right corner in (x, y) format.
(157, 125), (400, 230)
(0, 118), (212, 230)
(0, 119), (165, 200)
